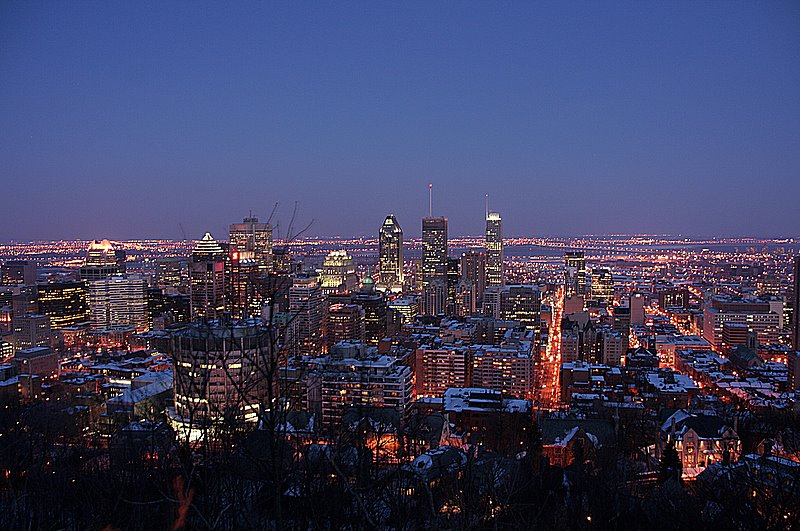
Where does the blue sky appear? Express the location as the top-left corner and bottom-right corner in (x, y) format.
(1, 1), (799, 240)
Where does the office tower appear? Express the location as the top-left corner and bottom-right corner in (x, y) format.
(1, 260), (36, 285)
(36, 281), (88, 329)
(702, 297), (782, 349)
(378, 215), (404, 292)
(460, 251), (487, 305)
(311, 341), (413, 429)
(147, 288), (191, 329)
(564, 251), (587, 298)
(630, 293), (645, 326)
(13, 347), (58, 378)
(659, 288), (690, 309)
(12, 314), (52, 352)
(170, 318), (270, 439)
(12, 292), (37, 318)
(388, 296), (419, 325)
(794, 257), (800, 350)
(446, 257), (460, 313)
(591, 268), (614, 305)
(272, 246), (296, 275)
(189, 233), (226, 320)
(561, 314), (599, 363)
(421, 278), (447, 316)
(227, 250), (262, 319)
(499, 285), (541, 330)
(320, 250), (358, 295)
(289, 275), (324, 356)
(80, 240), (126, 281)
(613, 305), (631, 341)
(455, 280), (477, 317)
(326, 304), (365, 347)
(88, 275), (148, 332)
(421, 217), (448, 289)
(485, 211), (504, 287)
(351, 277), (388, 345)
(229, 215), (273, 271)
(156, 257), (189, 293)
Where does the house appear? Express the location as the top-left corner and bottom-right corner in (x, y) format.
(658, 410), (741, 475)
(540, 418), (616, 468)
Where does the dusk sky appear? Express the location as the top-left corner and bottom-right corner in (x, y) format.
(1, 2), (799, 241)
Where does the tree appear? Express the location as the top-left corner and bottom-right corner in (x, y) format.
(659, 440), (682, 483)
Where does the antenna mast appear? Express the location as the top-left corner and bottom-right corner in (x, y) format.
(428, 183), (433, 217)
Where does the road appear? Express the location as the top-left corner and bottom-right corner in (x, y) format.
(538, 286), (563, 409)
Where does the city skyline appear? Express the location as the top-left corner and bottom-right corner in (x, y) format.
(2, 2), (799, 240)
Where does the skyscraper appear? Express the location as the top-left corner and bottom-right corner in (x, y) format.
(351, 277), (388, 345)
(792, 257), (800, 350)
(564, 251), (587, 298)
(485, 211), (504, 287)
(227, 250), (262, 319)
(170, 318), (271, 440)
(460, 251), (487, 305)
(378, 215), (404, 292)
(591, 267), (614, 305)
(1, 260), (36, 285)
(189, 233), (226, 320)
(229, 215), (273, 271)
(36, 281), (88, 329)
(87, 275), (148, 332)
(289, 274), (324, 356)
(80, 240), (126, 281)
(421, 217), (448, 289)
(320, 250), (358, 295)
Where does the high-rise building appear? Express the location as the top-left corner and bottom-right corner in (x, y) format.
(591, 268), (614, 305)
(485, 211), (504, 287)
(351, 277), (387, 345)
(499, 285), (541, 330)
(156, 257), (189, 293)
(415, 346), (470, 398)
(1, 260), (36, 285)
(12, 314), (52, 352)
(80, 240), (126, 281)
(311, 341), (413, 429)
(421, 217), (448, 289)
(446, 257), (460, 313)
(702, 297), (782, 349)
(88, 275), (148, 332)
(36, 281), (88, 329)
(421, 278), (447, 316)
(320, 250), (358, 295)
(378, 215), (404, 292)
(470, 345), (535, 400)
(170, 318), (271, 440)
(189, 233), (226, 320)
(388, 296), (419, 325)
(326, 304), (365, 347)
(455, 280), (477, 317)
(599, 328), (625, 366)
(227, 250), (262, 319)
(147, 288), (191, 329)
(564, 251), (587, 298)
(460, 251), (487, 305)
(793, 257), (800, 350)
(288, 274), (324, 356)
(229, 215), (273, 271)
(630, 293), (645, 326)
